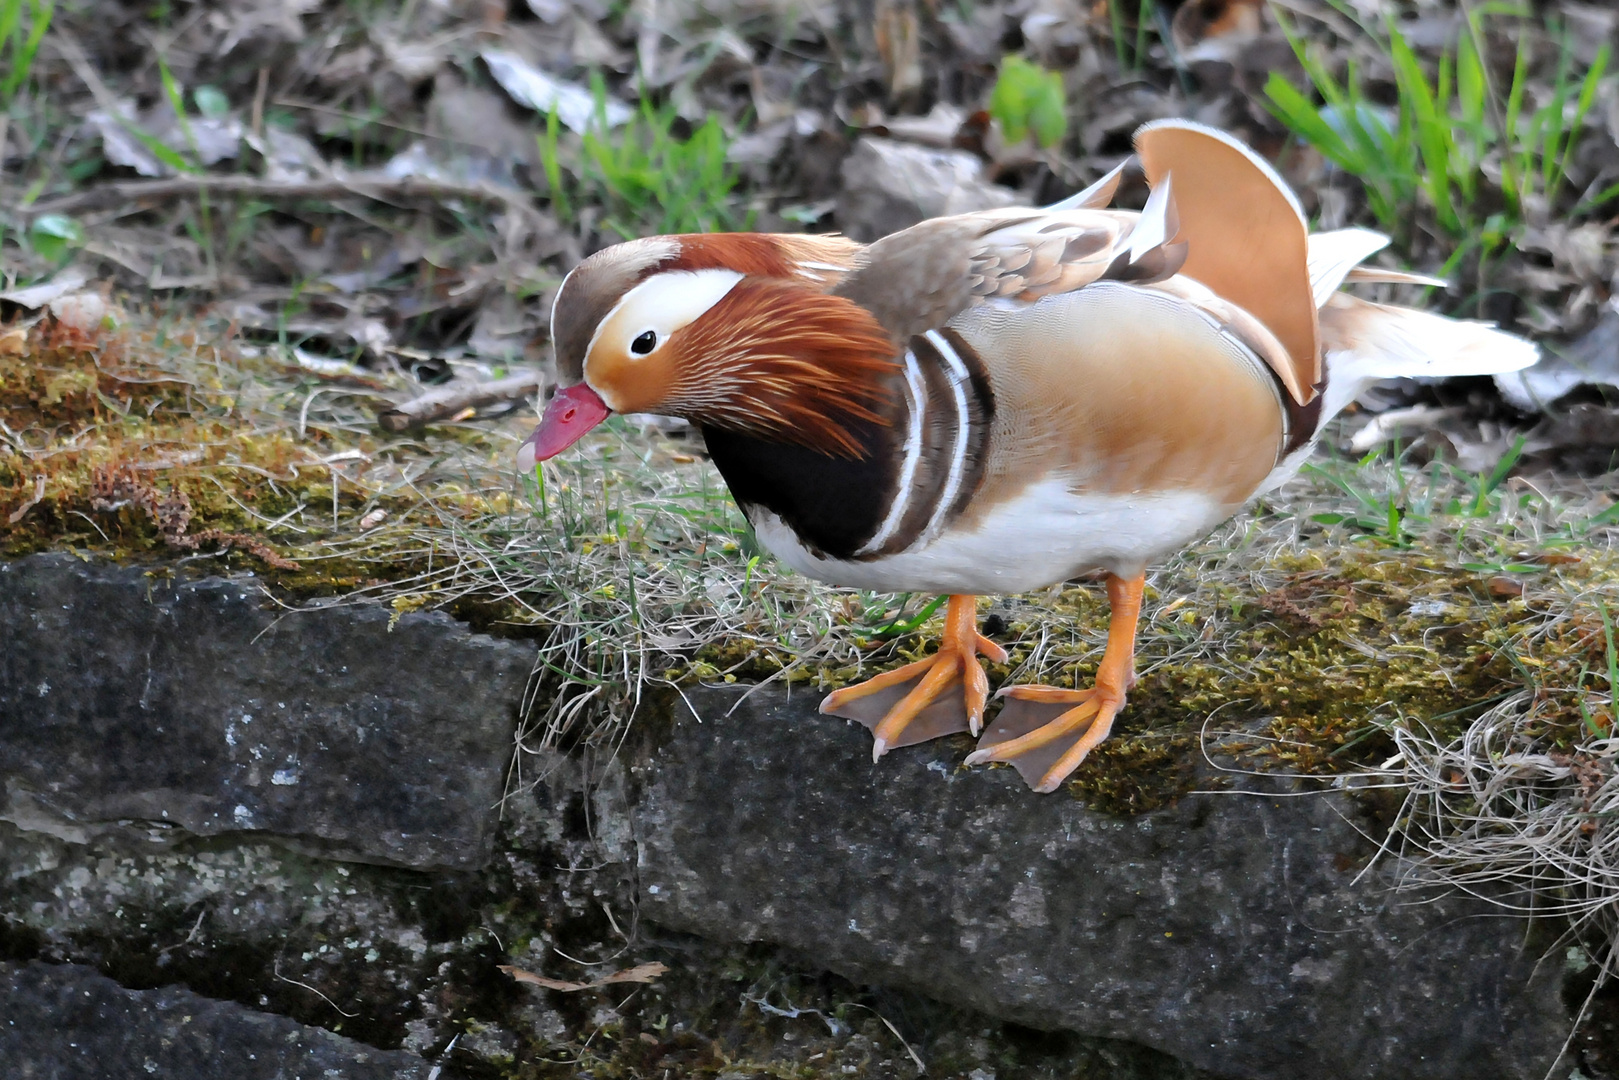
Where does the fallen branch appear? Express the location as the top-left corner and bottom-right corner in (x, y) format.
(17, 174), (544, 220)
(377, 370), (543, 432)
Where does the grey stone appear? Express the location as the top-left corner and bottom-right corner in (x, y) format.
(0, 555), (1587, 1078)
(0, 960), (436, 1078)
(633, 685), (1571, 1080)
(0, 553), (529, 870)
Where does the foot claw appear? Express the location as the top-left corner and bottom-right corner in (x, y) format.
(818, 595), (997, 758)
(972, 691), (1116, 790)
(965, 572), (1146, 792)
(871, 737), (888, 763)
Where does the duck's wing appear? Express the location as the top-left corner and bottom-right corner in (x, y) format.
(831, 191), (1185, 344)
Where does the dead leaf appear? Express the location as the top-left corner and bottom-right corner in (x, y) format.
(597, 962), (669, 985)
(1, 272), (89, 310)
(1488, 576), (1526, 599)
(499, 961), (669, 992)
(837, 137), (1026, 242)
(1172, 0), (1266, 63)
(499, 967), (591, 992)
(875, 0), (923, 103)
(480, 48), (632, 132)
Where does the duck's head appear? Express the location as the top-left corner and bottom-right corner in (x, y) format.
(517, 233), (895, 472)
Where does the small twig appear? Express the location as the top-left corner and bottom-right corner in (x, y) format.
(378, 370), (543, 432)
(499, 960), (668, 993)
(272, 961), (359, 1017)
(272, 96), (456, 144)
(49, 28), (129, 133)
(7, 474), (46, 525)
(251, 67), (269, 139)
(157, 908), (207, 958)
(842, 1003), (926, 1075)
(16, 174), (544, 221)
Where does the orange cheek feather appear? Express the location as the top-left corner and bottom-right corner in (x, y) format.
(586, 352), (677, 416)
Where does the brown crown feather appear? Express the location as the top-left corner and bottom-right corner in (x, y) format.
(665, 232), (865, 282)
(664, 279), (899, 458)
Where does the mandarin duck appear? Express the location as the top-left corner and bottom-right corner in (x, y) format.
(518, 120), (1538, 793)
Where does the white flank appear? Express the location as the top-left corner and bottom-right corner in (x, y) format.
(756, 479), (1231, 595)
(854, 350), (927, 555)
(919, 329), (972, 544)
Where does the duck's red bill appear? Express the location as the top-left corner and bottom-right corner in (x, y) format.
(517, 384), (611, 471)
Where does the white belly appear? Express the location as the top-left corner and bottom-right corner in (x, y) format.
(749, 477), (1236, 595)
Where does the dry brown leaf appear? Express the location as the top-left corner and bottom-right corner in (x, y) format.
(874, 0), (922, 103)
(499, 967), (590, 992)
(1172, 0), (1265, 60)
(0, 326), (28, 356)
(597, 962), (669, 985)
(499, 961), (668, 993)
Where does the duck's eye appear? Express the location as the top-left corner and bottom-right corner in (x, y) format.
(630, 330), (658, 356)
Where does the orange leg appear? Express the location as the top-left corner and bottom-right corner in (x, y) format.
(966, 572), (1145, 793)
(820, 594), (1009, 760)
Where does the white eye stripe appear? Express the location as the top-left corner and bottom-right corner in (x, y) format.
(584, 269), (744, 366)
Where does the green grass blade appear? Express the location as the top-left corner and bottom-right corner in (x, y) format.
(1501, 34), (1531, 211)
(1472, 435), (1527, 515)
(154, 53), (202, 169)
(1, 0), (54, 102)
(1389, 25), (1455, 232)
(1601, 602), (1619, 722)
(1558, 42), (1610, 195)
(0, 0), (24, 102)
(1264, 74), (1360, 170)
(538, 105), (570, 220)
(1539, 34), (1575, 198)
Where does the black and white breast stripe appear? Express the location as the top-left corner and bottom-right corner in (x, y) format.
(856, 328), (994, 559)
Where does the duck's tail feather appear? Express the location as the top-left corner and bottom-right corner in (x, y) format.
(1316, 293), (1540, 421)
